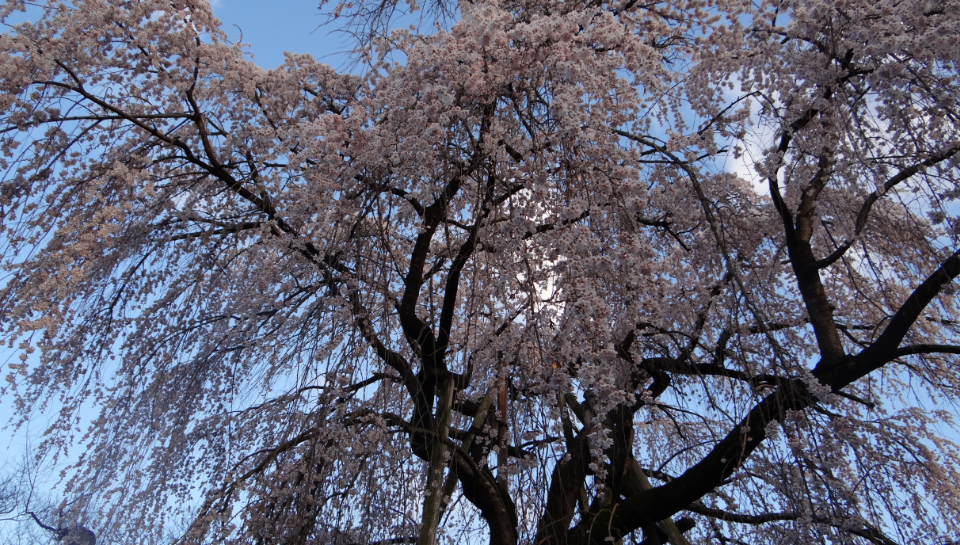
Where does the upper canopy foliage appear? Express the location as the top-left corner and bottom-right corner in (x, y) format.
(2, 0), (960, 543)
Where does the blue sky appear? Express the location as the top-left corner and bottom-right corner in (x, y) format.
(210, 0), (355, 70)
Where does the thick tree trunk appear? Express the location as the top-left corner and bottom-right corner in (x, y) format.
(418, 377), (455, 545)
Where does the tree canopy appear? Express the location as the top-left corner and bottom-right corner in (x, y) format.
(2, 0), (960, 543)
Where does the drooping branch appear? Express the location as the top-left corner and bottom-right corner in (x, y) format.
(576, 248), (960, 543)
(614, 128), (787, 359)
(815, 145), (960, 269)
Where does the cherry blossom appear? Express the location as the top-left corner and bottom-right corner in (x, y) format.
(2, 0), (960, 544)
